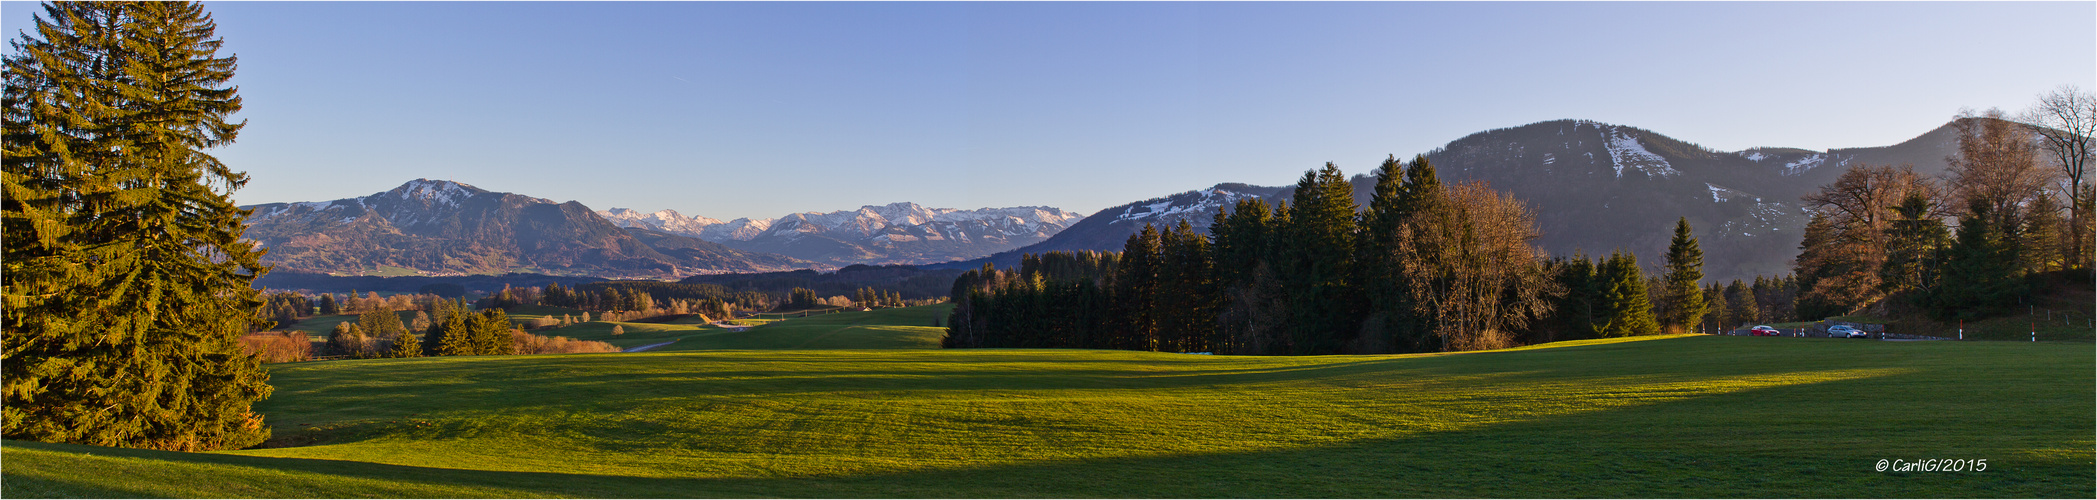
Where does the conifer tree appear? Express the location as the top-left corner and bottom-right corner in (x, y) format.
(1659, 218), (1707, 333)
(1281, 163), (1361, 354)
(475, 309), (515, 355)
(3, 1), (271, 451)
(1881, 193), (1948, 295)
(1702, 282), (1730, 333)
(388, 331), (422, 358)
(1924, 200), (2025, 318)
(1724, 280), (1758, 327)
(1113, 225), (1163, 350)
(359, 308), (404, 338)
(318, 294), (337, 315)
(1598, 251), (1659, 337)
(437, 307), (477, 356)
(1356, 155), (1411, 352)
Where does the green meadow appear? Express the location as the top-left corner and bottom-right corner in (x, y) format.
(4, 305), (2090, 498)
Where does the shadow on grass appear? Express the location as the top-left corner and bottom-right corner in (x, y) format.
(8, 363), (2087, 498)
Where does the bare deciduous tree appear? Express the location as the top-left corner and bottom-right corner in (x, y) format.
(1948, 109), (2053, 233)
(2018, 85), (2096, 269)
(1394, 181), (1558, 351)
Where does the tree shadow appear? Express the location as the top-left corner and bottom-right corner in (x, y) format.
(8, 367), (2084, 498)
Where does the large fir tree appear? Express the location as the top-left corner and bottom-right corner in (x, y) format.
(1598, 251), (1660, 337)
(1281, 163), (1360, 354)
(1658, 218), (1707, 333)
(3, 1), (272, 451)
(1112, 225), (1162, 351)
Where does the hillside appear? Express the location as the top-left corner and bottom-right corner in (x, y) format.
(4, 333), (2088, 498)
(241, 180), (809, 278)
(932, 183), (1288, 270)
(940, 119), (1977, 282)
(1415, 119), (1965, 281)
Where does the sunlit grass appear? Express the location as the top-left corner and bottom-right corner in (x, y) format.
(5, 320), (2089, 497)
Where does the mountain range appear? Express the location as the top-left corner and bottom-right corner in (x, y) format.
(938, 119), (1973, 282)
(241, 181), (1085, 278)
(240, 180), (812, 278)
(244, 118), (1979, 283)
(596, 203), (1085, 267)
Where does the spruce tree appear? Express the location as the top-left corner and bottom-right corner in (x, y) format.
(437, 307), (477, 356)
(1389, 155), (1446, 352)
(1659, 218), (1707, 333)
(388, 331), (422, 358)
(1925, 199), (2024, 319)
(476, 309), (515, 355)
(1113, 225), (1162, 351)
(1882, 193), (1949, 295)
(1724, 280), (1758, 328)
(3, 1), (271, 451)
(1356, 155), (1410, 352)
(1599, 251), (1660, 337)
(1281, 163), (1361, 354)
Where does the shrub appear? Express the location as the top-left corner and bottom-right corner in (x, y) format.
(240, 332), (312, 363)
(509, 331), (622, 354)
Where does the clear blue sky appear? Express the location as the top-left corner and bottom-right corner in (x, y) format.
(5, 1), (2092, 220)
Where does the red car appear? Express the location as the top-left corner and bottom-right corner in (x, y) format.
(1749, 325), (1781, 336)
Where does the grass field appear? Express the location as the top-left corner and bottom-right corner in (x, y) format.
(4, 307), (2090, 498)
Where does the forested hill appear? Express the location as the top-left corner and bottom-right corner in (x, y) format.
(926, 183), (1289, 271)
(240, 179), (809, 278)
(934, 119), (1969, 282)
(1408, 119), (1963, 281)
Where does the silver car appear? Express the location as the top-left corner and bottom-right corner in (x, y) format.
(1827, 325), (1867, 338)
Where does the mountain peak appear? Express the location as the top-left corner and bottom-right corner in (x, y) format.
(382, 178), (486, 206)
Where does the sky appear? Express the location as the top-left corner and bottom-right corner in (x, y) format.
(4, 1), (2093, 221)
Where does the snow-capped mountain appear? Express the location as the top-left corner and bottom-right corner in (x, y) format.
(242, 179), (808, 277)
(596, 202), (1086, 266)
(597, 208), (724, 237)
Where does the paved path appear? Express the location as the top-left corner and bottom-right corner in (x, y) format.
(623, 341), (677, 353)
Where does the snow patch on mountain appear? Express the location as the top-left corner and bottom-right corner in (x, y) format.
(1705, 183), (1757, 203)
(1782, 154), (1826, 176)
(1111, 186), (1275, 227)
(246, 179), (501, 230)
(1603, 126), (1679, 179)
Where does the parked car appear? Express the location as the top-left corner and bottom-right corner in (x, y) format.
(1749, 325), (1780, 336)
(1827, 325), (1867, 338)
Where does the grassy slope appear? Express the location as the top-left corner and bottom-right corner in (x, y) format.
(6, 325), (2090, 498)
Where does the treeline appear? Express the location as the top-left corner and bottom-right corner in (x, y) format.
(949, 157), (1721, 354)
(678, 264), (961, 302)
(257, 290), (452, 330)
(1793, 111), (2093, 321)
(250, 271), (605, 297)
(320, 299), (616, 359)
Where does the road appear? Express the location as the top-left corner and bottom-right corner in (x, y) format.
(623, 341), (677, 353)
